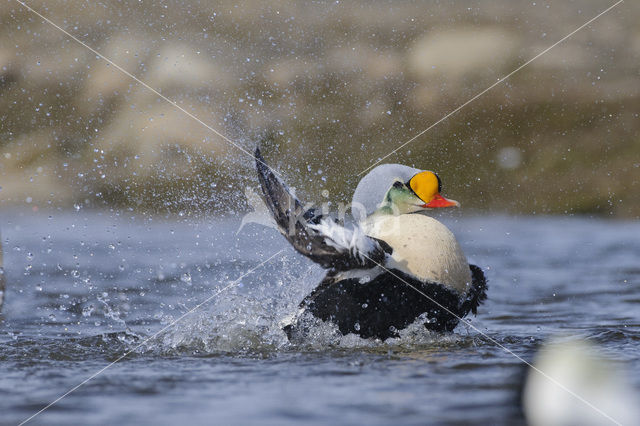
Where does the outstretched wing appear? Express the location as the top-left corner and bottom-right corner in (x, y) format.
(255, 147), (390, 271)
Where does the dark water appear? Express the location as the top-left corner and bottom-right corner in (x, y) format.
(1, 210), (639, 425)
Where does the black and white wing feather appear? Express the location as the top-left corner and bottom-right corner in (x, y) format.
(255, 147), (390, 271)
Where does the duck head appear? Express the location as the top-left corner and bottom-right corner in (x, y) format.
(378, 171), (459, 215)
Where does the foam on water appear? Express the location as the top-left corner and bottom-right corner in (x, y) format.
(137, 291), (475, 356)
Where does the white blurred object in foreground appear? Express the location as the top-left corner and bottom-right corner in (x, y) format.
(523, 338), (639, 426)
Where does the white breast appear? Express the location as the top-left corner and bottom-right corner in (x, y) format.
(363, 214), (471, 294)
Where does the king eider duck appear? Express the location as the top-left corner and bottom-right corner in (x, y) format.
(254, 147), (487, 341)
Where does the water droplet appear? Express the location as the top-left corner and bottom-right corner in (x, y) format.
(82, 304), (94, 317)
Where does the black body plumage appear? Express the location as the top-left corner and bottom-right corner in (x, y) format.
(285, 265), (487, 340)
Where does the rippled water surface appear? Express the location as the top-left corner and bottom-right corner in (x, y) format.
(1, 211), (639, 425)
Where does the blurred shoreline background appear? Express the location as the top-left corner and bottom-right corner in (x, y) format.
(1, 0), (638, 217)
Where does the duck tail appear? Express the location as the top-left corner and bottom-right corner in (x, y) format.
(461, 264), (488, 316)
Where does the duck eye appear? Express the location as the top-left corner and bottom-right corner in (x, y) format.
(393, 181), (404, 189)
(404, 180), (417, 195)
